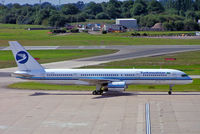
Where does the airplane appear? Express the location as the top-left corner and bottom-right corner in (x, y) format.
(9, 41), (193, 95)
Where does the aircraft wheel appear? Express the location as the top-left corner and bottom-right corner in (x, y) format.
(97, 90), (103, 95)
(168, 91), (172, 95)
(92, 90), (103, 95)
(92, 90), (97, 95)
(97, 91), (101, 95)
(104, 88), (108, 92)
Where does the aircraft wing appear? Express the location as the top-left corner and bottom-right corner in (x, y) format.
(79, 78), (119, 84)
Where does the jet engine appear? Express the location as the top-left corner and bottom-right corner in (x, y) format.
(107, 82), (127, 92)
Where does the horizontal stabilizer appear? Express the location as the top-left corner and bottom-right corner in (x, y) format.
(12, 72), (34, 78)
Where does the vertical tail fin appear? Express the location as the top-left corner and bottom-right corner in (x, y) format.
(9, 41), (45, 72)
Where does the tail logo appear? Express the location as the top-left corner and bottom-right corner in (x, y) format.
(16, 51), (29, 64)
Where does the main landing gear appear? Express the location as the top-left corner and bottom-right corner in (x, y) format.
(92, 84), (104, 95)
(168, 85), (173, 95)
(92, 90), (103, 95)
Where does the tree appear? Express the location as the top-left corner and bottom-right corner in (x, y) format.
(139, 14), (159, 27)
(108, 0), (121, 8)
(148, 0), (164, 14)
(131, 0), (147, 16)
(41, 2), (54, 10)
(0, 1), (199, 31)
(106, 4), (121, 18)
(158, 15), (167, 23)
(195, 11), (200, 21)
(121, 0), (134, 17)
(131, 3), (147, 16)
(174, 21), (184, 30)
(61, 4), (79, 15)
(2, 13), (16, 24)
(78, 12), (89, 19)
(165, 0), (176, 9)
(33, 9), (51, 25)
(163, 21), (174, 31)
(105, 0), (121, 19)
(194, 0), (200, 11)
(75, 1), (85, 10)
(64, 14), (86, 23)
(13, 3), (21, 9)
(96, 12), (110, 19)
(175, 0), (193, 11)
(75, 14), (86, 22)
(0, 4), (7, 11)
(184, 20), (199, 30)
(48, 14), (66, 27)
(121, 0), (134, 13)
(84, 2), (103, 15)
(185, 10), (196, 20)
(0, 4), (7, 23)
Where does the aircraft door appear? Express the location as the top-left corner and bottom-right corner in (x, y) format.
(135, 71), (141, 78)
(172, 72), (177, 77)
(73, 73), (78, 78)
(135, 71), (140, 77)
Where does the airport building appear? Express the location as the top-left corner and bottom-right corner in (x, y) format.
(116, 18), (138, 29)
(103, 24), (126, 32)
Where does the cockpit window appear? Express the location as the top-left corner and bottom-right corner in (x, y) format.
(181, 74), (188, 77)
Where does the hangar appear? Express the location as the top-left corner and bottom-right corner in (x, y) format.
(116, 18), (138, 29)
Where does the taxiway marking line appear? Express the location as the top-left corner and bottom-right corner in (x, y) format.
(146, 103), (151, 134)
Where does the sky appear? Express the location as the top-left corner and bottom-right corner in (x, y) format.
(2, 0), (114, 5)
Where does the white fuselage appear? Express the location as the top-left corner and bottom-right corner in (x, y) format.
(10, 41), (193, 94)
(17, 69), (193, 86)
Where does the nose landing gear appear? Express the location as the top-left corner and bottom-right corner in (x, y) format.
(168, 85), (173, 95)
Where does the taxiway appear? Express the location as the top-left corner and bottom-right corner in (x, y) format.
(1, 45), (200, 72)
(0, 84), (200, 134)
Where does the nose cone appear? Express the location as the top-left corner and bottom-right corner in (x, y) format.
(187, 76), (193, 84)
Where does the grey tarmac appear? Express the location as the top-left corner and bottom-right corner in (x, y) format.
(0, 82), (200, 134)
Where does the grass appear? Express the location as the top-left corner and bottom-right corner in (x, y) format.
(8, 82), (95, 91)
(0, 49), (117, 68)
(0, 23), (47, 29)
(8, 79), (200, 92)
(0, 28), (200, 46)
(82, 50), (200, 75)
(126, 79), (200, 92)
(112, 31), (196, 36)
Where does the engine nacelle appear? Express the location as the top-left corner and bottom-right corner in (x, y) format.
(107, 82), (127, 92)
